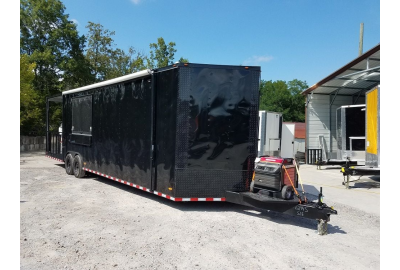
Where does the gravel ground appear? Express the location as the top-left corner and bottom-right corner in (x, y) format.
(20, 152), (380, 270)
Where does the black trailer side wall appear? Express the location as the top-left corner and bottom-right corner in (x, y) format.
(63, 77), (153, 188)
(153, 68), (179, 195)
(153, 65), (260, 197)
(63, 64), (260, 199)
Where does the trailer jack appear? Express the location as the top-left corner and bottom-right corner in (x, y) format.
(225, 187), (337, 235)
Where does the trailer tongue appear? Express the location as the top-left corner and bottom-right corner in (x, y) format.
(232, 156), (337, 235)
(225, 187), (337, 235)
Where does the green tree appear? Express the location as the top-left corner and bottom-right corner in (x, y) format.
(287, 79), (308, 122)
(178, 57), (189, 63)
(106, 47), (147, 80)
(259, 79), (308, 122)
(85, 22), (146, 80)
(85, 21), (116, 81)
(20, 0), (93, 135)
(20, 54), (41, 135)
(147, 37), (177, 68)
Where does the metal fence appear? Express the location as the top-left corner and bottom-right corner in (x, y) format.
(306, 149), (322, 164)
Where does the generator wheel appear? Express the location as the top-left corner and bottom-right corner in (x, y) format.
(65, 153), (74, 175)
(73, 155), (86, 178)
(281, 185), (294, 200)
(250, 181), (255, 192)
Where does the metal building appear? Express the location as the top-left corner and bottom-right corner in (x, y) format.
(302, 44), (380, 165)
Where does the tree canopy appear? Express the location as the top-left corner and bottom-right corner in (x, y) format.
(106, 47), (147, 80)
(259, 79), (308, 122)
(20, 54), (41, 135)
(20, 0), (92, 94)
(85, 21), (116, 82)
(20, 0), (92, 135)
(20, 0), (189, 135)
(147, 37), (177, 69)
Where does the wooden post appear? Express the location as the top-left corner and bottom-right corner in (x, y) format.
(359, 23), (364, 56)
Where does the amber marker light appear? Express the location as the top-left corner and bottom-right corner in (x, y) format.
(168, 187), (173, 191)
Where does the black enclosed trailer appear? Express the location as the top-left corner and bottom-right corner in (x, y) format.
(46, 63), (336, 233)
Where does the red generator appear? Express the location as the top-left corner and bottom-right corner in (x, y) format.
(251, 157), (298, 200)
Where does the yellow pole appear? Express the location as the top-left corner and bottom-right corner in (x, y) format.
(293, 159), (307, 202)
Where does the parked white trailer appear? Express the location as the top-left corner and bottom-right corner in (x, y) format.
(257, 111), (282, 158)
(281, 122), (305, 158)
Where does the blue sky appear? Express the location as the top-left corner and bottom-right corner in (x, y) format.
(62, 0), (380, 87)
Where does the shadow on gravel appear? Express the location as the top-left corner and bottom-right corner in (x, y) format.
(343, 175), (380, 189)
(86, 173), (346, 234)
(352, 181), (380, 189)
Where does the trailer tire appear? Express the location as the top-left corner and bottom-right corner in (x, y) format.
(73, 155), (86, 178)
(281, 185), (294, 200)
(65, 154), (74, 175)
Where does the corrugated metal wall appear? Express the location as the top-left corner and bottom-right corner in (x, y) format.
(306, 94), (365, 158)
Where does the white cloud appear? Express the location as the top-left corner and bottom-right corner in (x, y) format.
(131, 0), (141, 4)
(242, 55), (273, 65)
(71, 19), (79, 25)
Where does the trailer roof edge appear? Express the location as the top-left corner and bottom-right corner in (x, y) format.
(62, 69), (153, 95)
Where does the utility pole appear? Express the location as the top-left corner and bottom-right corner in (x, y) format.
(359, 23), (364, 56)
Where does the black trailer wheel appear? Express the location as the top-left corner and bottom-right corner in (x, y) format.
(73, 155), (86, 178)
(65, 153), (74, 175)
(281, 185), (294, 200)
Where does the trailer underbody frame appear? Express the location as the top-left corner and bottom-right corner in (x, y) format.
(225, 189), (337, 235)
(341, 165), (380, 189)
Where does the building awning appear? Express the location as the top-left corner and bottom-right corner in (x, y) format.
(302, 44), (380, 97)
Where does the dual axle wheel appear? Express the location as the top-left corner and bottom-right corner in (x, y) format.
(64, 154), (85, 178)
